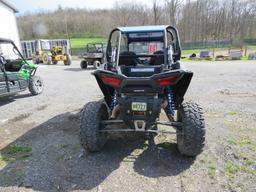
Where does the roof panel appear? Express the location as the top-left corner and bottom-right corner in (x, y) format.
(117, 25), (169, 33)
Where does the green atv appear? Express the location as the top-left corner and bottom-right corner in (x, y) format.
(0, 38), (44, 97)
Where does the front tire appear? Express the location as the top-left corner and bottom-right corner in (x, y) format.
(42, 53), (51, 65)
(28, 76), (44, 95)
(32, 56), (39, 64)
(80, 60), (88, 69)
(176, 102), (205, 157)
(80, 101), (109, 152)
(64, 54), (71, 65)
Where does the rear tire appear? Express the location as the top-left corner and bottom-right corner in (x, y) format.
(93, 60), (101, 69)
(176, 102), (205, 157)
(80, 101), (109, 152)
(80, 60), (88, 69)
(28, 76), (44, 95)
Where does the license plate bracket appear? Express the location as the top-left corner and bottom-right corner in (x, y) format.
(132, 102), (147, 111)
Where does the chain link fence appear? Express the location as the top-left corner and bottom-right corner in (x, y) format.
(181, 39), (256, 50)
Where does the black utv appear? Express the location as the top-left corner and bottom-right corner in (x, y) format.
(80, 25), (205, 157)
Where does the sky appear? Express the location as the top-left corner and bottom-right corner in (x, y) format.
(8, 0), (150, 15)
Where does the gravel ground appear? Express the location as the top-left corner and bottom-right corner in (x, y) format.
(0, 60), (256, 192)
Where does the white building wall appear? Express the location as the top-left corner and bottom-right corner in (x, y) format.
(0, 2), (20, 50)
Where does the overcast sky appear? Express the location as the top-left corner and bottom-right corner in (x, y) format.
(8, 0), (151, 14)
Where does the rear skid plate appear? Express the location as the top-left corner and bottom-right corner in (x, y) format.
(100, 120), (182, 134)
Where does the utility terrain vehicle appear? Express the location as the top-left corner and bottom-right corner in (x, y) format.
(80, 43), (105, 69)
(0, 38), (44, 97)
(80, 26), (205, 157)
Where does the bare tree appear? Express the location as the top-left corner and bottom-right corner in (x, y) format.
(17, 0), (256, 43)
(152, 0), (162, 25)
(165, 0), (183, 26)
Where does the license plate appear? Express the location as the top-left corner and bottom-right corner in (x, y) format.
(132, 102), (147, 111)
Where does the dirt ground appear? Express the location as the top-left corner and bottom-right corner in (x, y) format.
(0, 60), (256, 192)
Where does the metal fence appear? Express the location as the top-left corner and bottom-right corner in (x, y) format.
(21, 39), (71, 59)
(181, 38), (256, 50)
(69, 38), (256, 56)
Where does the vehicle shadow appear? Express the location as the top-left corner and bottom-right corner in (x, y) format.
(0, 93), (32, 107)
(0, 111), (194, 191)
(64, 67), (95, 72)
(0, 97), (14, 107)
(133, 139), (194, 178)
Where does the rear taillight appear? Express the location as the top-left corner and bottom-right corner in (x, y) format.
(100, 75), (122, 88)
(156, 75), (179, 86)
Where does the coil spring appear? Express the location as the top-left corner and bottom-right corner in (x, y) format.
(166, 86), (175, 115)
(111, 93), (117, 110)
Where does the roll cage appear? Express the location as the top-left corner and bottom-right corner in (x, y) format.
(106, 25), (181, 68)
(0, 38), (25, 60)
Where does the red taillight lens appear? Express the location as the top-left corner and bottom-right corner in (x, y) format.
(156, 76), (179, 86)
(100, 75), (122, 88)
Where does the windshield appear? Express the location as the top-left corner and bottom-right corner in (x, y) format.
(41, 40), (51, 50)
(0, 42), (22, 60)
(87, 44), (103, 53)
(129, 42), (163, 55)
(117, 32), (165, 66)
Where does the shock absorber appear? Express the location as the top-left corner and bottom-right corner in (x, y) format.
(166, 86), (175, 115)
(111, 92), (117, 111)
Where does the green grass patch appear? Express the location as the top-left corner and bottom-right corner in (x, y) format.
(227, 137), (238, 145)
(0, 157), (7, 169)
(1, 145), (32, 162)
(225, 161), (256, 175)
(227, 136), (252, 146)
(208, 163), (216, 178)
(246, 45), (256, 49)
(70, 37), (106, 49)
(225, 161), (242, 174)
(241, 56), (249, 61)
(227, 112), (238, 116)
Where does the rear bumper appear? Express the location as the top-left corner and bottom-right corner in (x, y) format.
(118, 95), (162, 129)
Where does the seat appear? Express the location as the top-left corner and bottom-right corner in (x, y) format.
(4, 60), (22, 72)
(119, 51), (141, 66)
(149, 50), (164, 65)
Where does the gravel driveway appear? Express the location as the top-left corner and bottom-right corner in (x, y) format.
(0, 60), (256, 192)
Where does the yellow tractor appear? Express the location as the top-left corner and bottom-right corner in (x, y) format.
(32, 40), (71, 65)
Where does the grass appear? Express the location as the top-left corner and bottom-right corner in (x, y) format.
(70, 37), (106, 49)
(224, 161), (255, 175)
(1, 145), (32, 162)
(0, 145), (32, 170)
(0, 158), (7, 169)
(208, 163), (216, 178)
(223, 118), (256, 180)
(227, 112), (238, 116)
